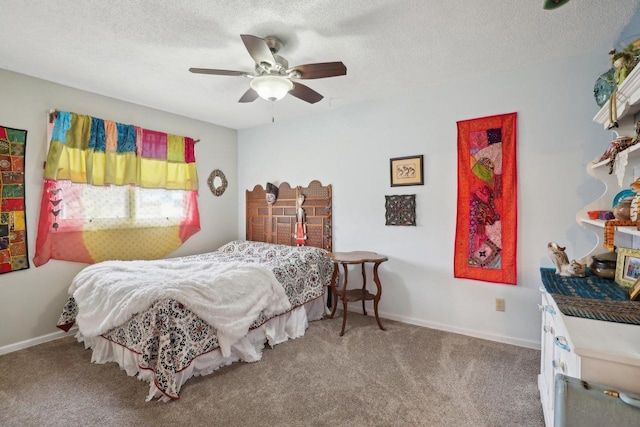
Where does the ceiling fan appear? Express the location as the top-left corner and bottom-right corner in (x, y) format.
(189, 34), (347, 104)
(543, 0), (569, 9)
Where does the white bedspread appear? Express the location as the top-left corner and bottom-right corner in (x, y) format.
(69, 259), (291, 357)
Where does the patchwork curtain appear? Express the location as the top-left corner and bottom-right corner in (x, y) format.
(33, 111), (200, 266)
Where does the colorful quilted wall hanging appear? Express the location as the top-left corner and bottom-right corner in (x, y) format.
(385, 194), (416, 226)
(454, 113), (517, 285)
(0, 125), (29, 273)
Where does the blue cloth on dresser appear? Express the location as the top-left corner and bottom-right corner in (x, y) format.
(540, 268), (628, 300)
(540, 268), (640, 325)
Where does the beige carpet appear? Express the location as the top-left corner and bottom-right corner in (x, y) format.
(0, 312), (544, 427)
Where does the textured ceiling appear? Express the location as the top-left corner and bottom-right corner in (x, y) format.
(1, 0), (639, 130)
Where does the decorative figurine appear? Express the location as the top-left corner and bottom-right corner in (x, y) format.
(610, 43), (640, 86)
(294, 194), (307, 246)
(547, 242), (587, 277)
(265, 182), (278, 205)
(607, 43), (640, 129)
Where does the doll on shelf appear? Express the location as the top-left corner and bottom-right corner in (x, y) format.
(294, 194), (307, 246)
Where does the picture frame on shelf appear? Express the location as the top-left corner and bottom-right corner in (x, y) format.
(614, 247), (640, 288)
(390, 155), (424, 187)
(630, 277), (640, 301)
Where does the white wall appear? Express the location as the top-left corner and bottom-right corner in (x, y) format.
(0, 69), (238, 350)
(0, 49), (616, 351)
(238, 52), (611, 348)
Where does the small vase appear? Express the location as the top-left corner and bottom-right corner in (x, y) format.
(593, 67), (617, 107)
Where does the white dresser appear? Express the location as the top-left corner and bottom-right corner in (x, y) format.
(538, 287), (640, 426)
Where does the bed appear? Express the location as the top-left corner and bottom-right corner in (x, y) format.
(56, 180), (333, 401)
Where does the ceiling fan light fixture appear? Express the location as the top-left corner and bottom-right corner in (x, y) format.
(250, 75), (293, 101)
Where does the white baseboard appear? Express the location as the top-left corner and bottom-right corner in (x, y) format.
(0, 327), (78, 356)
(2, 308), (541, 355)
(337, 304), (540, 350)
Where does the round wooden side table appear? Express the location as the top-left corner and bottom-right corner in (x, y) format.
(325, 251), (388, 336)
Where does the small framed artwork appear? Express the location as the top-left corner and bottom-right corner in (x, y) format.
(615, 247), (640, 288)
(385, 194), (416, 226)
(390, 155), (424, 187)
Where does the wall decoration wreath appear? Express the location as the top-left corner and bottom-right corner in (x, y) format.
(207, 169), (228, 196)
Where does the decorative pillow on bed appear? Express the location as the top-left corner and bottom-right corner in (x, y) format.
(217, 240), (263, 255)
(218, 240), (327, 257)
(217, 240), (332, 285)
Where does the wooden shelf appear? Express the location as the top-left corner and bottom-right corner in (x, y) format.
(335, 288), (376, 302)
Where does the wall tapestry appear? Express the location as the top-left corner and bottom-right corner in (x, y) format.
(454, 112), (517, 285)
(0, 125), (29, 273)
(385, 194), (416, 226)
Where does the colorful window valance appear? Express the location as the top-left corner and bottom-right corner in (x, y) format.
(43, 111), (198, 189)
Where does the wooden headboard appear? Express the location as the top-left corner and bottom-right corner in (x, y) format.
(246, 180), (332, 251)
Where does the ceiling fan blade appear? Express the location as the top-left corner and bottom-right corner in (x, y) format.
(238, 88), (259, 103)
(289, 82), (323, 104)
(189, 68), (248, 76)
(290, 62), (347, 79)
(543, 0), (569, 9)
(240, 34), (275, 66)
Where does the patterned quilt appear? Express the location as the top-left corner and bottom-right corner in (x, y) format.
(56, 240), (333, 399)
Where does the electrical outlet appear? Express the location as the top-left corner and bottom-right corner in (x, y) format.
(495, 298), (505, 312)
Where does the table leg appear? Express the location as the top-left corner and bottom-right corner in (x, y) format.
(372, 261), (386, 331)
(361, 262), (367, 316)
(329, 264), (339, 319)
(340, 263), (349, 337)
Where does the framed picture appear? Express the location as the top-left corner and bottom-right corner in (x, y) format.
(614, 247), (640, 288)
(630, 277), (640, 301)
(390, 155), (424, 187)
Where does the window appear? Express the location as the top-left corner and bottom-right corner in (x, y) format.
(33, 110), (200, 266)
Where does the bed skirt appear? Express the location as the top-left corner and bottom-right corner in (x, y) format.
(76, 298), (326, 401)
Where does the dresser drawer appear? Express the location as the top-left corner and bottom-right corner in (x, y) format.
(540, 292), (575, 349)
(539, 288), (582, 425)
(552, 337), (579, 378)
